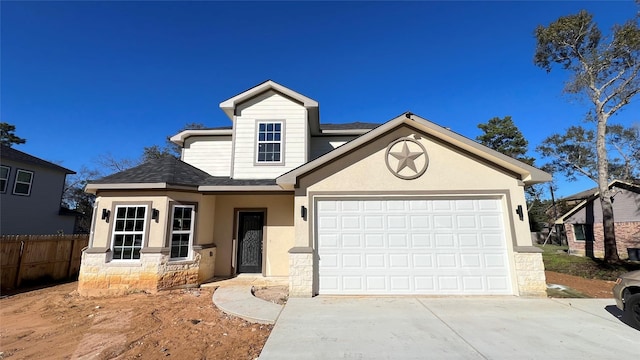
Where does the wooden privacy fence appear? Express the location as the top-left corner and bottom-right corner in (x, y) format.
(1, 234), (89, 291)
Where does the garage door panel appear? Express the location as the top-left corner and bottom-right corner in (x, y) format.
(317, 198), (513, 295)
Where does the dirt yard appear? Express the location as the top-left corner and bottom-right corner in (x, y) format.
(0, 273), (616, 359)
(0, 283), (271, 360)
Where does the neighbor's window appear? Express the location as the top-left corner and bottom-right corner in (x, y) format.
(170, 205), (195, 259)
(0, 166), (9, 193)
(13, 169), (33, 196)
(257, 122), (283, 163)
(111, 205), (147, 260)
(573, 224), (592, 241)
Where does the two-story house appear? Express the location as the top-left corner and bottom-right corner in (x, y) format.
(79, 80), (551, 297)
(1, 145), (77, 235)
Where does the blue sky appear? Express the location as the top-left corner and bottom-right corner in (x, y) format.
(2, 1), (638, 198)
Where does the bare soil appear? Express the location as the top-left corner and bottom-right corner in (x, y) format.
(0, 283), (271, 360)
(0, 273), (616, 359)
(545, 271), (616, 298)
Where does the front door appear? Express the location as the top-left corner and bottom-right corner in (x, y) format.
(236, 212), (264, 273)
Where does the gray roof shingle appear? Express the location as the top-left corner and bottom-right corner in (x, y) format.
(90, 157), (211, 187)
(0, 145), (75, 174)
(320, 122), (380, 130)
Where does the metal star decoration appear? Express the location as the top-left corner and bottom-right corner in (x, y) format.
(389, 140), (424, 173)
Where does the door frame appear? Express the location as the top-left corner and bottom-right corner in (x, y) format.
(233, 208), (267, 275)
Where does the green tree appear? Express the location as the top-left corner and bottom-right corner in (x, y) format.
(62, 166), (101, 233)
(534, 9), (640, 263)
(0, 122), (26, 147)
(476, 116), (542, 229)
(476, 116), (535, 165)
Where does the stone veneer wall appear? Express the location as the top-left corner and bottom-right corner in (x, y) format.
(513, 252), (547, 296)
(566, 221), (640, 259)
(78, 248), (216, 296)
(288, 247), (313, 297)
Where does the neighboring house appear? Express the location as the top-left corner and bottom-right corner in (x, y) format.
(79, 80), (551, 297)
(1, 145), (77, 235)
(555, 180), (640, 259)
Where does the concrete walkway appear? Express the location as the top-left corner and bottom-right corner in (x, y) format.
(259, 297), (640, 359)
(212, 286), (283, 324)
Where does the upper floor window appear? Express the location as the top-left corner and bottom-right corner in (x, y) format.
(257, 122), (283, 163)
(170, 204), (195, 260)
(13, 169), (33, 196)
(0, 166), (9, 193)
(111, 205), (147, 260)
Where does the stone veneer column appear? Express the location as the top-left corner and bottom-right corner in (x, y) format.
(513, 247), (547, 296)
(289, 247), (314, 297)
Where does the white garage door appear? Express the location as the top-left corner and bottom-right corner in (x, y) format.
(316, 198), (513, 295)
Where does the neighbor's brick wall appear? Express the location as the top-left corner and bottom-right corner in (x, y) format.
(78, 250), (212, 296)
(566, 221), (640, 259)
(513, 252), (547, 297)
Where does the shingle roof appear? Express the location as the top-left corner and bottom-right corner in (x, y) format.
(0, 145), (75, 174)
(88, 157), (278, 188)
(200, 177), (276, 186)
(320, 122), (380, 130)
(90, 157), (211, 187)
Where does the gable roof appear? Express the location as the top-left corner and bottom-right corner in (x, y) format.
(85, 157), (211, 193)
(0, 144), (75, 174)
(555, 180), (640, 223)
(276, 112), (551, 188)
(219, 80), (319, 120)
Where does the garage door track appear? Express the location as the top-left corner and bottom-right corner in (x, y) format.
(259, 297), (639, 359)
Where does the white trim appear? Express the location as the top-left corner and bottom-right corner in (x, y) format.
(256, 120), (284, 164)
(13, 169), (34, 196)
(277, 113), (551, 187)
(169, 204), (196, 261)
(84, 183), (197, 194)
(0, 165), (10, 193)
(220, 80), (318, 120)
(110, 205), (148, 261)
(197, 185), (286, 192)
(169, 129), (233, 146)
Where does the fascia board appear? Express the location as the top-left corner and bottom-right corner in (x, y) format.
(277, 113), (552, 186)
(84, 183), (197, 194)
(219, 80), (318, 121)
(170, 129), (233, 146)
(198, 185), (286, 192)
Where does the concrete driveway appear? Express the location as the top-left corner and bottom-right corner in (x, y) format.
(259, 297), (640, 359)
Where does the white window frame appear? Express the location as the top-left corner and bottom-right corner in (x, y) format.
(0, 166), (10, 193)
(13, 169), (33, 196)
(111, 205), (148, 261)
(169, 204), (195, 260)
(256, 121), (284, 164)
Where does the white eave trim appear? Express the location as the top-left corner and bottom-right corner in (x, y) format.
(277, 113), (552, 187)
(219, 80), (318, 120)
(170, 129), (233, 146)
(84, 183), (197, 194)
(198, 185), (286, 192)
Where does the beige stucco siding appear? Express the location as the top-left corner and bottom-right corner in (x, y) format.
(183, 136), (232, 176)
(212, 194), (294, 277)
(295, 127), (533, 251)
(91, 192), (216, 251)
(232, 90), (308, 179)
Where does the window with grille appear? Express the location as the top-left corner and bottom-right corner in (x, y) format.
(170, 205), (195, 259)
(111, 205), (147, 260)
(256, 122), (283, 163)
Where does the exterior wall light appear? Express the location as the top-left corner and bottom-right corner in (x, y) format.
(101, 209), (110, 222)
(152, 208), (160, 221)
